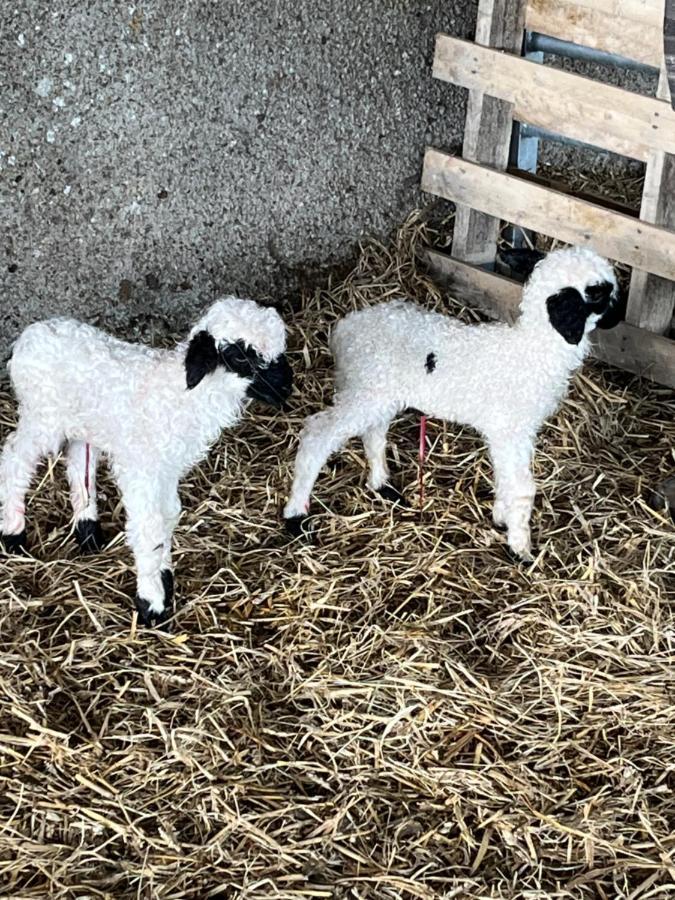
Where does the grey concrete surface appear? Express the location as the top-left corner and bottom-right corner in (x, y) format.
(1, 0), (475, 354)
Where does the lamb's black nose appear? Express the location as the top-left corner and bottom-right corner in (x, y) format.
(246, 354), (293, 408)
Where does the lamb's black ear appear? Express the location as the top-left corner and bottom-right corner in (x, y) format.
(185, 330), (219, 389)
(546, 287), (587, 345)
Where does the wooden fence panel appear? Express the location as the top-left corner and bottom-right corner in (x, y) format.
(524, 0), (663, 68)
(450, 0), (526, 266)
(433, 35), (675, 162)
(626, 68), (675, 333)
(422, 150), (675, 281)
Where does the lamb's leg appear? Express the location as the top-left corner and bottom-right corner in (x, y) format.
(283, 396), (381, 533)
(66, 441), (105, 553)
(0, 419), (61, 553)
(121, 477), (175, 628)
(362, 420), (407, 505)
(157, 488), (181, 616)
(487, 434), (536, 561)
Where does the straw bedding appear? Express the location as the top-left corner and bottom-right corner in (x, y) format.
(0, 216), (674, 899)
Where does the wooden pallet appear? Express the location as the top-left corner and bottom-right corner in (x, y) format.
(421, 0), (675, 388)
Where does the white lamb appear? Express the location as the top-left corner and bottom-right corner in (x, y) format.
(283, 246), (623, 560)
(0, 296), (292, 627)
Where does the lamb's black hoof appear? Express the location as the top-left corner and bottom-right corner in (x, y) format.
(75, 519), (105, 554)
(376, 484), (410, 507)
(135, 595), (173, 630)
(1, 531), (27, 555)
(504, 544), (534, 566)
(284, 514), (314, 540)
(135, 569), (175, 630)
(493, 521), (507, 533)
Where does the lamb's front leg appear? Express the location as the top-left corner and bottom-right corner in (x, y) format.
(487, 434), (536, 562)
(121, 477), (176, 628)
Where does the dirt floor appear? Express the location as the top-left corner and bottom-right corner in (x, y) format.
(0, 217), (674, 898)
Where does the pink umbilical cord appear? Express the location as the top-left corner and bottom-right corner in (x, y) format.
(84, 443), (91, 496)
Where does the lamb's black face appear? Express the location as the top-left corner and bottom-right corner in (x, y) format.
(220, 340), (293, 408)
(546, 280), (624, 345)
(585, 281), (625, 330)
(185, 331), (293, 408)
(245, 354), (293, 408)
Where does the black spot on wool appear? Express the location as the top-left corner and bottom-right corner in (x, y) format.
(425, 352), (436, 373)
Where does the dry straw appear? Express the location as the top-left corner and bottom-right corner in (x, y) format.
(0, 215), (673, 898)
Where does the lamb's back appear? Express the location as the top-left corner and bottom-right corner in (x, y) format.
(9, 318), (162, 410)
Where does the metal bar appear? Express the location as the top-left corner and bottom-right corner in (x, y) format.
(505, 45), (543, 250)
(518, 122), (592, 150)
(526, 31), (659, 75)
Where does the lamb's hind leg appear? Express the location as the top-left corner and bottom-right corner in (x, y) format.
(362, 420), (408, 506)
(156, 487), (181, 620)
(283, 395), (381, 534)
(0, 418), (62, 553)
(66, 441), (105, 553)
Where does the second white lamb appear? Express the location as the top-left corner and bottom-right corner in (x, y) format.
(283, 246), (622, 560)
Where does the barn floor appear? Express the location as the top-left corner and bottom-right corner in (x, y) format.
(0, 217), (674, 899)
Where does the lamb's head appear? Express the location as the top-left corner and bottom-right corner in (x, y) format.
(184, 296), (293, 408)
(519, 246), (623, 345)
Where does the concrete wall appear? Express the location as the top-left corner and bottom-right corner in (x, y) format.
(1, 0), (476, 353)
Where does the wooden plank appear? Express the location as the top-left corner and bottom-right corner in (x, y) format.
(427, 249), (522, 324)
(525, 0), (663, 69)
(626, 67), (675, 333)
(666, 0), (675, 107)
(421, 150), (675, 281)
(424, 249), (675, 388)
(450, 0), (526, 267)
(509, 168), (638, 217)
(433, 35), (675, 163)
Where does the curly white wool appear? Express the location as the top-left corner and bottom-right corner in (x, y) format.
(284, 246), (618, 559)
(0, 296), (287, 624)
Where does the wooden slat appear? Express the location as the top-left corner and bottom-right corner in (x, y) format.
(666, 0), (675, 105)
(626, 68), (675, 333)
(433, 35), (675, 163)
(509, 168), (638, 217)
(451, 0), (526, 266)
(424, 249), (675, 388)
(422, 150), (675, 281)
(525, 0), (663, 69)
